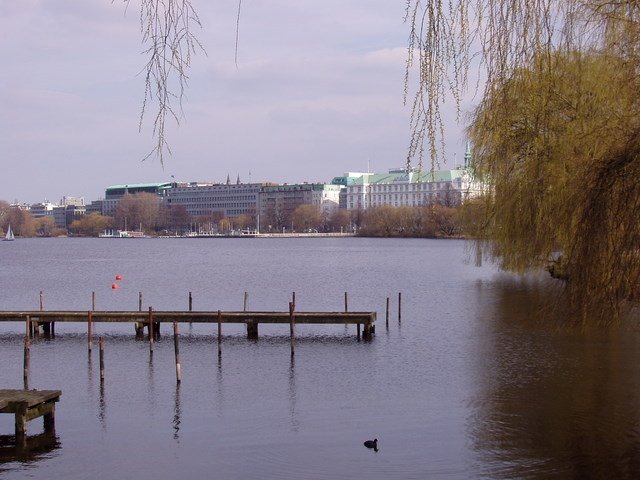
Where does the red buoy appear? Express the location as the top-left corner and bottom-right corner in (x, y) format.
(115, 275), (122, 280)
(112, 283), (119, 289)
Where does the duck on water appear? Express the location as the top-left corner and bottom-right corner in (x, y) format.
(364, 438), (378, 452)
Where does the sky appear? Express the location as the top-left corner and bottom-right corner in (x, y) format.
(0, 1), (473, 204)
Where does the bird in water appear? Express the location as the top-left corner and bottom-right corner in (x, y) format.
(364, 438), (378, 451)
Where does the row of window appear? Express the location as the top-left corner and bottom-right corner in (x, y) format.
(171, 195), (257, 202)
(351, 181), (463, 194)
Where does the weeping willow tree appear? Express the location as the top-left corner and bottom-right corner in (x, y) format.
(127, 1), (640, 317)
(406, 1), (640, 319)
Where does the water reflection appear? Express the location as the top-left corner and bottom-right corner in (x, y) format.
(215, 354), (224, 415)
(288, 357), (298, 432)
(98, 382), (106, 430)
(147, 351), (157, 418)
(87, 350), (93, 393)
(469, 276), (640, 479)
(173, 384), (181, 442)
(0, 432), (60, 464)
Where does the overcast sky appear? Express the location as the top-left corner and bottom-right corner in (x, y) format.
(1, 1), (472, 204)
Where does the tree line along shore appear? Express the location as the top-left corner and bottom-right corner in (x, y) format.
(0, 195), (477, 239)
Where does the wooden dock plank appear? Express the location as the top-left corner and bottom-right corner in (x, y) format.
(0, 390), (61, 441)
(0, 390), (62, 411)
(0, 311), (376, 325)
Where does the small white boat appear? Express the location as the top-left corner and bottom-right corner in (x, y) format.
(99, 229), (148, 238)
(3, 225), (15, 241)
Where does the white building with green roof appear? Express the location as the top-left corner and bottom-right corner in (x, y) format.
(346, 166), (482, 211)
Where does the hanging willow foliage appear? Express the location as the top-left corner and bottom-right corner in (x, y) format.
(119, 0), (204, 165)
(405, 0), (640, 319)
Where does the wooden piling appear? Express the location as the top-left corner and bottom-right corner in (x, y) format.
(344, 292), (348, 312)
(188, 291), (193, 312)
(173, 322), (182, 383)
(386, 297), (390, 328)
(23, 316), (30, 390)
(398, 292), (402, 322)
(99, 337), (105, 383)
(88, 311), (93, 352)
(39, 291), (43, 311)
(363, 323), (373, 340)
(217, 309), (222, 357)
(148, 307), (154, 353)
(246, 318), (258, 339)
(92, 291), (96, 311)
(289, 302), (295, 357)
(243, 291), (248, 312)
(292, 291), (296, 310)
(138, 291), (142, 312)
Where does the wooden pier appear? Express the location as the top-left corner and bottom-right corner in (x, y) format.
(0, 389), (61, 446)
(0, 310), (377, 340)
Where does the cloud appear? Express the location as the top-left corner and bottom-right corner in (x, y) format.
(0, 1), (469, 203)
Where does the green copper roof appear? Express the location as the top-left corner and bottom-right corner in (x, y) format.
(351, 169), (469, 185)
(106, 182), (173, 191)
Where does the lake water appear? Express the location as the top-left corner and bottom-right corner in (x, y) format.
(0, 237), (639, 479)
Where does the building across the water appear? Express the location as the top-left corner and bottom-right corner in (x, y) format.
(345, 167), (481, 211)
(344, 146), (482, 211)
(164, 181), (265, 218)
(102, 182), (174, 216)
(258, 183), (341, 230)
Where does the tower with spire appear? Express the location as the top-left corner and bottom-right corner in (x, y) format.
(464, 142), (472, 169)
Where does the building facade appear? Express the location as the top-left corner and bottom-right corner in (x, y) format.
(164, 182), (264, 218)
(258, 183), (340, 230)
(345, 168), (482, 211)
(102, 182), (173, 216)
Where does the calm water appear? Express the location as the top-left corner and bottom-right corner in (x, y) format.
(0, 238), (639, 479)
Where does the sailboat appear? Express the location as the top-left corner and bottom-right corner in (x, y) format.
(3, 225), (15, 241)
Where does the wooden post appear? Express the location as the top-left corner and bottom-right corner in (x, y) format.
(363, 323), (373, 340)
(15, 402), (28, 446)
(243, 291), (248, 312)
(357, 323), (361, 341)
(344, 291), (348, 312)
(148, 306), (154, 353)
(246, 319), (258, 339)
(217, 310), (222, 357)
(386, 297), (390, 328)
(289, 301), (295, 357)
(43, 405), (55, 434)
(99, 336), (105, 383)
(173, 322), (182, 383)
(23, 317), (30, 390)
(292, 291), (296, 310)
(188, 291), (193, 312)
(92, 291), (96, 311)
(39, 290), (43, 311)
(138, 291), (142, 312)
(398, 292), (402, 322)
(88, 311), (93, 352)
